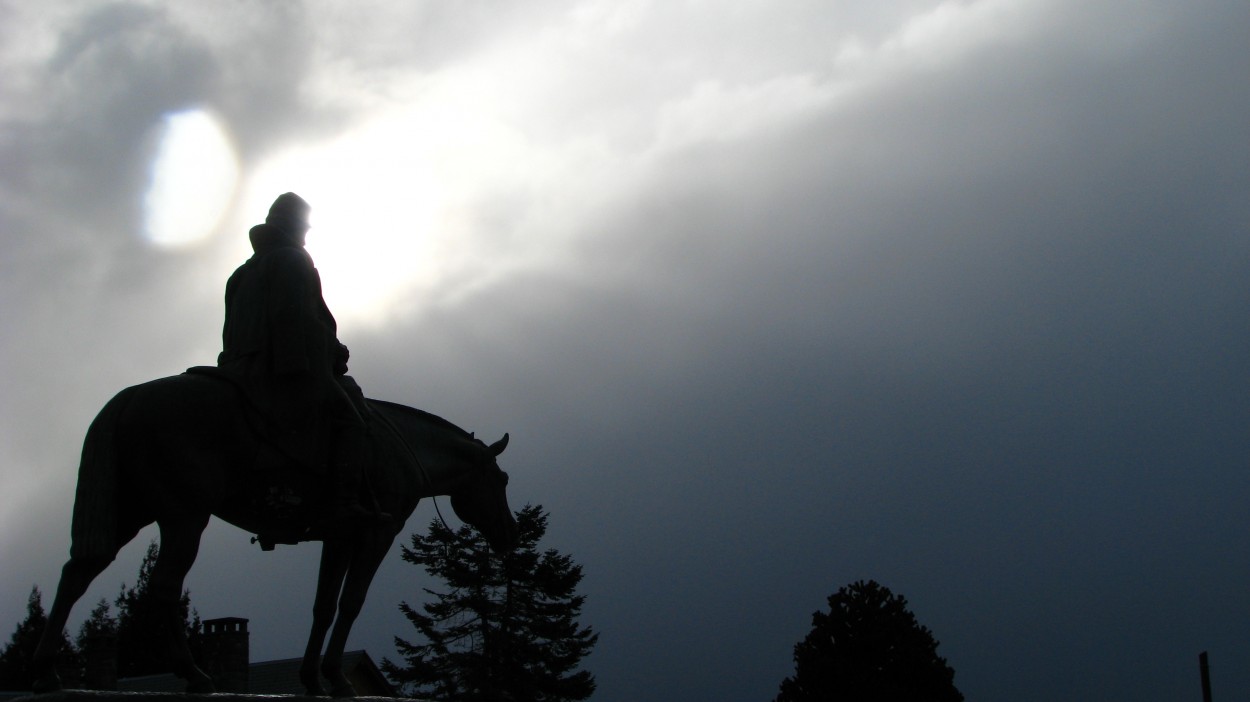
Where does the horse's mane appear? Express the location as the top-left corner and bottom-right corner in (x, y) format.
(366, 398), (476, 441)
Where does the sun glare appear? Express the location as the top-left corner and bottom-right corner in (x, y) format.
(242, 74), (541, 325)
(144, 109), (238, 248)
(245, 116), (445, 325)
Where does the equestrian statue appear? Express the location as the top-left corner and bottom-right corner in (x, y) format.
(30, 193), (518, 696)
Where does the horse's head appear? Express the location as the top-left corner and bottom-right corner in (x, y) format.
(450, 433), (518, 552)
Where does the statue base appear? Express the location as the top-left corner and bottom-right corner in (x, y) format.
(10, 693), (420, 702)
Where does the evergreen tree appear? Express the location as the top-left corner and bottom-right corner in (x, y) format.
(74, 598), (119, 690)
(776, 580), (962, 702)
(75, 599), (118, 650)
(114, 540), (200, 678)
(383, 504), (597, 701)
(0, 587), (75, 690)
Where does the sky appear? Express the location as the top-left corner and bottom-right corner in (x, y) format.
(1, 0), (1247, 699)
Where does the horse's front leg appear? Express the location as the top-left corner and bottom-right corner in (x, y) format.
(301, 539), (352, 696)
(321, 530), (396, 698)
(153, 515), (214, 693)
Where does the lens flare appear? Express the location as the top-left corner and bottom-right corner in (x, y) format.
(143, 109), (239, 248)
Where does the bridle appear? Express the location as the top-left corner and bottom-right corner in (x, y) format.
(372, 408), (501, 540)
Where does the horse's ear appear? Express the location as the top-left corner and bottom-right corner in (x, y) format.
(489, 433), (510, 456)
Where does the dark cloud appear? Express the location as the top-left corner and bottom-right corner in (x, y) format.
(348, 5), (1249, 697)
(9, 4), (214, 233)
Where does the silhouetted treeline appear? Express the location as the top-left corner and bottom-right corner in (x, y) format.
(0, 540), (199, 690)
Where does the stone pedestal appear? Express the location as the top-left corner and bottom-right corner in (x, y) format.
(12, 693), (419, 702)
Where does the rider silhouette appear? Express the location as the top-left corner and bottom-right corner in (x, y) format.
(218, 192), (376, 526)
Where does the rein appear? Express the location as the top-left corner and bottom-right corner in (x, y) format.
(369, 406), (470, 538)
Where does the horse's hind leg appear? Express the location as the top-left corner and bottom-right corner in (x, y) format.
(152, 514), (215, 693)
(32, 553), (115, 692)
(32, 518), (147, 693)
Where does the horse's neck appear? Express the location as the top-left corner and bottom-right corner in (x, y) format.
(407, 441), (469, 496)
(370, 400), (473, 495)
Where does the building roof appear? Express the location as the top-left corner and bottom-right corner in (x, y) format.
(117, 650), (396, 697)
(248, 650), (395, 697)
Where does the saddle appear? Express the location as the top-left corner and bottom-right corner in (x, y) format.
(186, 366), (335, 473)
(184, 367), (377, 549)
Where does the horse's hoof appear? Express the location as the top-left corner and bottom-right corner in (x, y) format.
(180, 664), (216, 694)
(185, 677), (216, 694)
(31, 671), (62, 694)
(300, 668), (328, 696)
(322, 661), (356, 698)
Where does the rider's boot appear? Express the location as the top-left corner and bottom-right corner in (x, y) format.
(329, 424), (390, 527)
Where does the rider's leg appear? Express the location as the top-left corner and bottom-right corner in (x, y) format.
(330, 420), (371, 520)
(327, 385), (388, 524)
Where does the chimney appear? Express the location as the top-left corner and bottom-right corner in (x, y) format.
(198, 617), (250, 692)
(81, 632), (118, 690)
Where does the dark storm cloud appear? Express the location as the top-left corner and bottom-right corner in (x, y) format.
(347, 4), (1250, 698)
(0, 0), (216, 483)
(8, 5), (220, 233)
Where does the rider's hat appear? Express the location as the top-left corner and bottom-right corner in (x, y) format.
(267, 192), (311, 231)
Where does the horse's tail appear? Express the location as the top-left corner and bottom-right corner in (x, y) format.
(68, 388), (131, 562)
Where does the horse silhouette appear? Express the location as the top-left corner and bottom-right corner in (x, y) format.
(31, 372), (517, 696)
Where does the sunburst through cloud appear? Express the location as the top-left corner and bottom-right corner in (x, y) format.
(143, 108), (239, 248)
